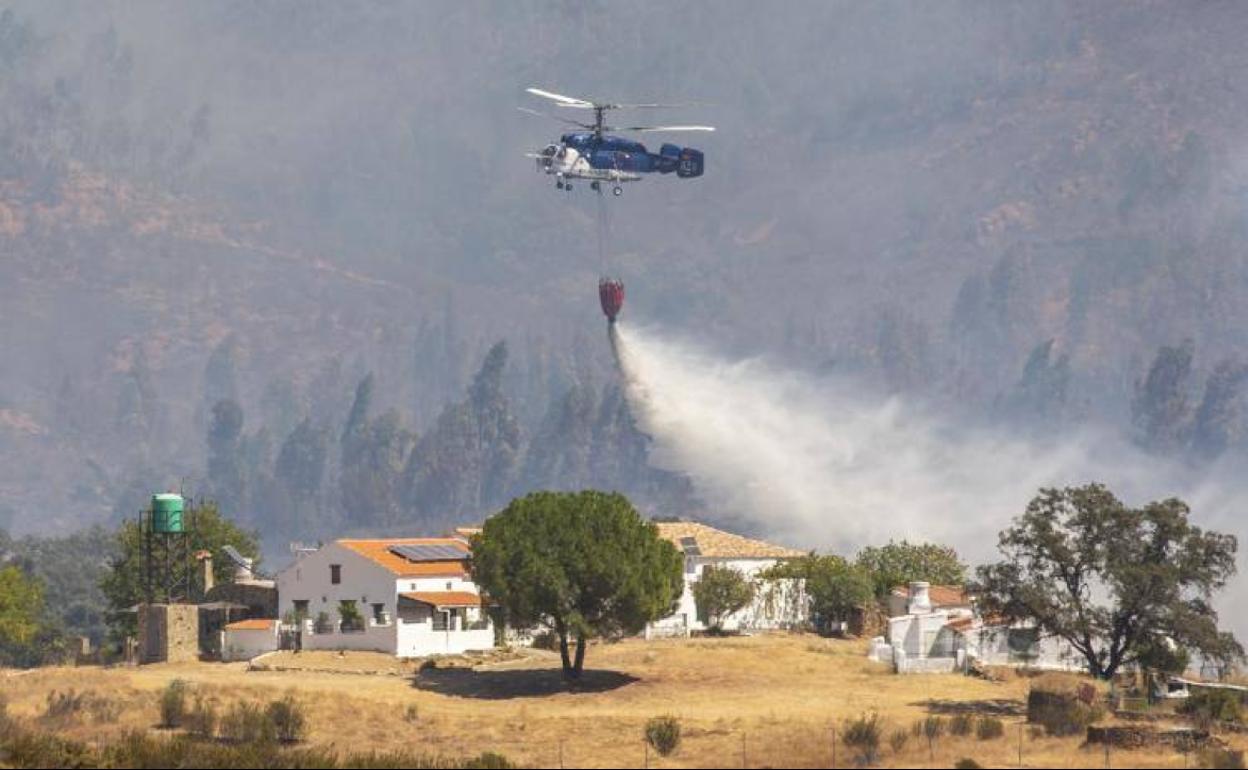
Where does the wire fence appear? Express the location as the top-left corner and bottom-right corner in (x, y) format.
(396, 716), (1241, 769)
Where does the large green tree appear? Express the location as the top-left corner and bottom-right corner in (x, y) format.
(975, 484), (1242, 679)
(470, 491), (683, 679)
(100, 500), (260, 641)
(764, 554), (874, 632)
(855, 540), (967, 600)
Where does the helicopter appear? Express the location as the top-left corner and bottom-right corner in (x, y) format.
(521, 87), (714, 195)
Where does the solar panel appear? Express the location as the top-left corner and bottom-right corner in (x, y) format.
(388, 544), (466, 562)
(679, 536), (701, 556)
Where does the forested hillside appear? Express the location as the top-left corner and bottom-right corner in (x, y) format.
(2, 2), (1248, 554)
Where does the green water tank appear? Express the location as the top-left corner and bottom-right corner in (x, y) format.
(151, 493), (184, 534)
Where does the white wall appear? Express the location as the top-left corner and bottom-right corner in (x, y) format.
(648, 556), (805, 637)
(222, 627), (278, 661)
(277, 543), (402, 654)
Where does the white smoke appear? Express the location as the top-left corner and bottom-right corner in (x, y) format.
(613, 323), (1247, 631)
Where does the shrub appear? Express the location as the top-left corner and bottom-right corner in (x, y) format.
(888, 728), (908, 754)
(43, 689), (88, 722)
(842, 711), (883, 766)
(975, 716), (1005, 740)
(266, 695), (306, 744)
(404, 704), (419, 723)
(219, 701), (276, 745)
(922, 715), (945, 741)
(1199, 748), (1245, 769)
(954, 760), (982, 770)
(1027, 679), (1103, 736)
(950, 712), (974, 736)
(465, 752), (516, 769)
(644, 715), (681, 757)
(159, 679), (189, 728)
(1180, 688), (1243, 726)
(186, 695), (217, 739)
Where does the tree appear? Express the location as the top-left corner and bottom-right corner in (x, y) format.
(855, 540), (967, 600)
(1132, 340), (1195, 452)
(764, 554), (873, 632)
(405, 342), (522, 519)
(1189, 358), (1248, 459)
(975, 484), (1243, 679)
(692, 565), (755, 632)
(0, 565), (43, 647)
(206, 399), (246, 516)
(100, 501), (260, 641)
(470, 491), (683, 679)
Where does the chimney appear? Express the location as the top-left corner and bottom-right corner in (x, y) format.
(195, 550), (214, 594)
(908, 581), (932, 615)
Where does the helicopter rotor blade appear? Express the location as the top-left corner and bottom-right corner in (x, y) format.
(526, 87), (595, 109)
(611, 125), (717, 133)
(517, 106), (594, 129)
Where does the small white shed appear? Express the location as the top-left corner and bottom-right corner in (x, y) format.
(222, 618), (279, 661)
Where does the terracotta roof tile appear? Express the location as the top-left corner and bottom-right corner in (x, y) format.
(338, 538), (469, 578)
(225, 618), (277, 631)
(399, 591), (484, 608)
(654, 522), (804, 559)
(891, 584), (970, 607)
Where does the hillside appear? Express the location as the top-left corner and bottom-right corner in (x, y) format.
(2, 3), (1248, 543)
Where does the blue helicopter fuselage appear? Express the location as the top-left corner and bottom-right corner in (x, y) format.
(560, 132), (704, 177)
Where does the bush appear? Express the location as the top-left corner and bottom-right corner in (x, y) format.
(1199, 748), (1245, 769)
(266, 695), (306, 744)
(975, 716), (1005, 740)
(950, 712), (974, 736)
(954, 760), (982, 770)
(219, 701), (276, 745)
(921, 715), (945, 741)
(186, 695), (217, 740)
(43, 689), (88, 722)
(842, 711), (883, 766)
(1027, 679), (1103, 736)
(644, 715), (681, 757)
(888, 728), (908, 754)
(159, 679), (189, 728)
(1180, 689), (1243, 726)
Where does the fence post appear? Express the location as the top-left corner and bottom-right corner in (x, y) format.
(742, 732), (748, 769)
(559, 737), (564, 770)
(1017, 721), (1023, 768)
(830, 724), (836, 769)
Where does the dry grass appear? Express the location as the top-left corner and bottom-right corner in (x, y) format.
(0, 634), (1240, 768)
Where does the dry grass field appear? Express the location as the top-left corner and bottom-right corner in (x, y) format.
(1, 634), (1241, 768)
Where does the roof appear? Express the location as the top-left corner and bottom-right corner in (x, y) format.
(225, 618), (277, 631)
(891, 584), (971, 607)
(944, 616), (976, 632)
(399, 591), (485, 608)
(653, 522), (804, 559)
(337, 538), (470, 578)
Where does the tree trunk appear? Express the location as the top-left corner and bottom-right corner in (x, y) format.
(572, 634), (587, 678)
(558, 632), (573, 676)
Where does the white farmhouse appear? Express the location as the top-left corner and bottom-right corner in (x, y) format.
(869, 581), (1084, 674)
(646, 521), (805, 637)
(276, 537), (494, 657)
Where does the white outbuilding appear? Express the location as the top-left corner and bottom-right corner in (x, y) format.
(646, 521), (806, 637)
(276, 537), (495, 658)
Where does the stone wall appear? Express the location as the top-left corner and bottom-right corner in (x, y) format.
(138, 603), (199, 664)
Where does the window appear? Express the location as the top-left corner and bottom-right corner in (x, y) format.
(372, 603), (388, 626)
(330, 564), (341, 584)
(432, 610), (449, 632)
